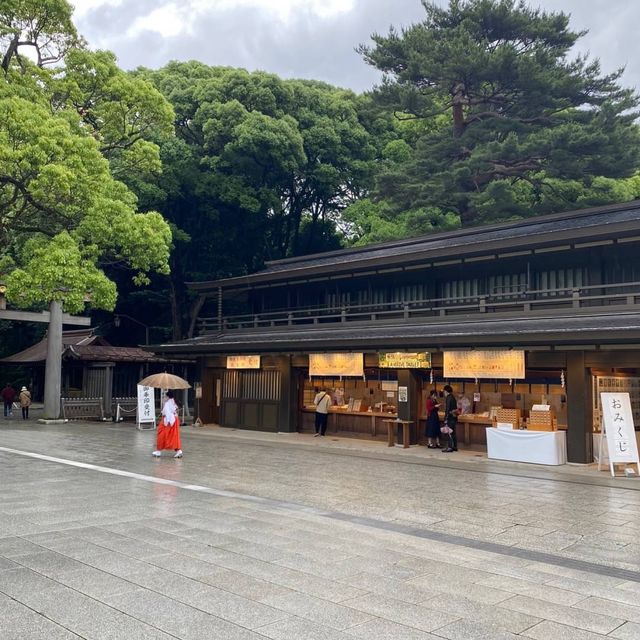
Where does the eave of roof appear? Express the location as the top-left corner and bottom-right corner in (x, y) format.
(149, 310), (640, 355)
(187, 200), (640, 292)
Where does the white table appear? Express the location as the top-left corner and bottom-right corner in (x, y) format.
(486, 428), (567, 465)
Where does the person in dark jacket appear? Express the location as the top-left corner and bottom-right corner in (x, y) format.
(441, 384), (458, 452)
(2, 383), (16, 418)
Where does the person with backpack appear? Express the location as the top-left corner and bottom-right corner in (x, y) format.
(313, 387), (332, 437)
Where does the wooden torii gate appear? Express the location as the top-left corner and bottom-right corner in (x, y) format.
(0, 288), (90, 419)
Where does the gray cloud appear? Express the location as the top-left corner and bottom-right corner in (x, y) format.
(74, 0), (640, 94)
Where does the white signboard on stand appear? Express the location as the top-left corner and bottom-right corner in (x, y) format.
(599, 392), (640, 477)
(137, 385), (156, 430)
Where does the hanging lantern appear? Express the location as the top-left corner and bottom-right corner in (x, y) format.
(429, 369), (434, 384)
(561, 370), (565, 388)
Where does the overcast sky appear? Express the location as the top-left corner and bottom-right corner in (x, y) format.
(71, 0), (640, 94)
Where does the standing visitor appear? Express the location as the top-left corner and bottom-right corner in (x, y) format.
(313, 387), (332, 437)
(2, 383), (15, 418)
(425, 389), (441, 448)
(152, 390), (182, 458)
(19, 386), (32, 420)
(441, 385), (459, 453)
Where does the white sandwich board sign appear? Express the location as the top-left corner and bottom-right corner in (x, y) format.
(137, 385), (156, 430)
(598, 392), (640, 477)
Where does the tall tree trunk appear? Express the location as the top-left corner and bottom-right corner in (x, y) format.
(458, 199), (475, 227)
(451, 83), (466, 138)
(168, 275), (182, 340)
(187, 295), (206, 339)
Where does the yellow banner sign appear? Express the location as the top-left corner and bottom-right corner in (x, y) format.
(309, 353), (364, 377)
(443, 350), (525, 379)
(378, 352), (431, 369)
(227, 355), (261, 369)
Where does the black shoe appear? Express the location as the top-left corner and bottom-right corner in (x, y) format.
(442, 448), (453, 453)
(452, 448), (458, 451)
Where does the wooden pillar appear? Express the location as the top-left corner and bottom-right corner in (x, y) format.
(44, 300), (63, 419)
(566, 351), (593, 463)
(101, 363), (114, 419)
(276, 355), (295, 432)
(397, 369), (420, 445)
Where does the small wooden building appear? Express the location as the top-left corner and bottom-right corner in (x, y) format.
(1, 329), (191, 418)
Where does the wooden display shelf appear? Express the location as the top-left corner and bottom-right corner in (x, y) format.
(528, 409), (557, 431)
(492, 408), (522, 429)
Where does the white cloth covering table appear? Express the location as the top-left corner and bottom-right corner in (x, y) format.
(485, 428), (567, 465)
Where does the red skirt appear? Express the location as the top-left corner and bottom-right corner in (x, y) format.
(156, 417), (181, 451)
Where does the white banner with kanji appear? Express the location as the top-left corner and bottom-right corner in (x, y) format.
(600, 392), (640, 465)
(137, 385), (156, 425)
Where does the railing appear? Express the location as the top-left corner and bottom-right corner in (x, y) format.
(197, 281), (640, 334)
(61, 397), (105, 421)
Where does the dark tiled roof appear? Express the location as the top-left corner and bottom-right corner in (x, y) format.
(188, 200), (640, 290)
(151, 310), (640, 355)
(64, 345), (158, 362)
(1, 330), (174, 364)
(1, 330), (103, 363)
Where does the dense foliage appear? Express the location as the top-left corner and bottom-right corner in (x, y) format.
(2, 0), (640, 347)
(123, 62), (391, 337)
(0, 0), (173, 314)
(359, 0), (640, 229)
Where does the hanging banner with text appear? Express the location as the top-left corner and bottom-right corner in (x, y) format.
(309, 353), (364, 377)
(443, 350), (525, 379)
(600, 392), (640, 466)
(227, 355), (261, 369)
(137, 385), (156, 425)
(378, 352), (431, 369)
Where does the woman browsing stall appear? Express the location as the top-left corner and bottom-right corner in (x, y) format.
(425, 390), (441, 448)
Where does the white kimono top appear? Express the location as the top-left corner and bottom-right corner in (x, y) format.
(162, 398), (178, 426)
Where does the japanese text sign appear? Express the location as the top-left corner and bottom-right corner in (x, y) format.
(600, 392), (640, 464)
(443, 350), (525, 379)
(378, 352), (431, 369)
(137, 385), (156, 424)
(309, 353), (364, 377)
(227, 355), (261, 369)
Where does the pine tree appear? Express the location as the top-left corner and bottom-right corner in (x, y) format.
(360, 0), (640, 227)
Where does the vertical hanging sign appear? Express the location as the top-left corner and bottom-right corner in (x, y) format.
(599, 392), (640, 476)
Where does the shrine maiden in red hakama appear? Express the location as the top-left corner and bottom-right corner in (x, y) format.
(152, 391), (183, 458)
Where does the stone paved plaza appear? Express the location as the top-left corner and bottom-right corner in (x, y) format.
(1, 420), (640, 639)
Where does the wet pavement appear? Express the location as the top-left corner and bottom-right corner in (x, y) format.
(1, 419), (640, 639)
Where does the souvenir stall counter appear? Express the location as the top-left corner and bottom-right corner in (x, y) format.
(486, 408), (567, 465)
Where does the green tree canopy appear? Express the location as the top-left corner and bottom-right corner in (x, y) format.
(130, 62), (390, 337)
(0, 0), (173, 313)
(360, 0), (640, 227)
